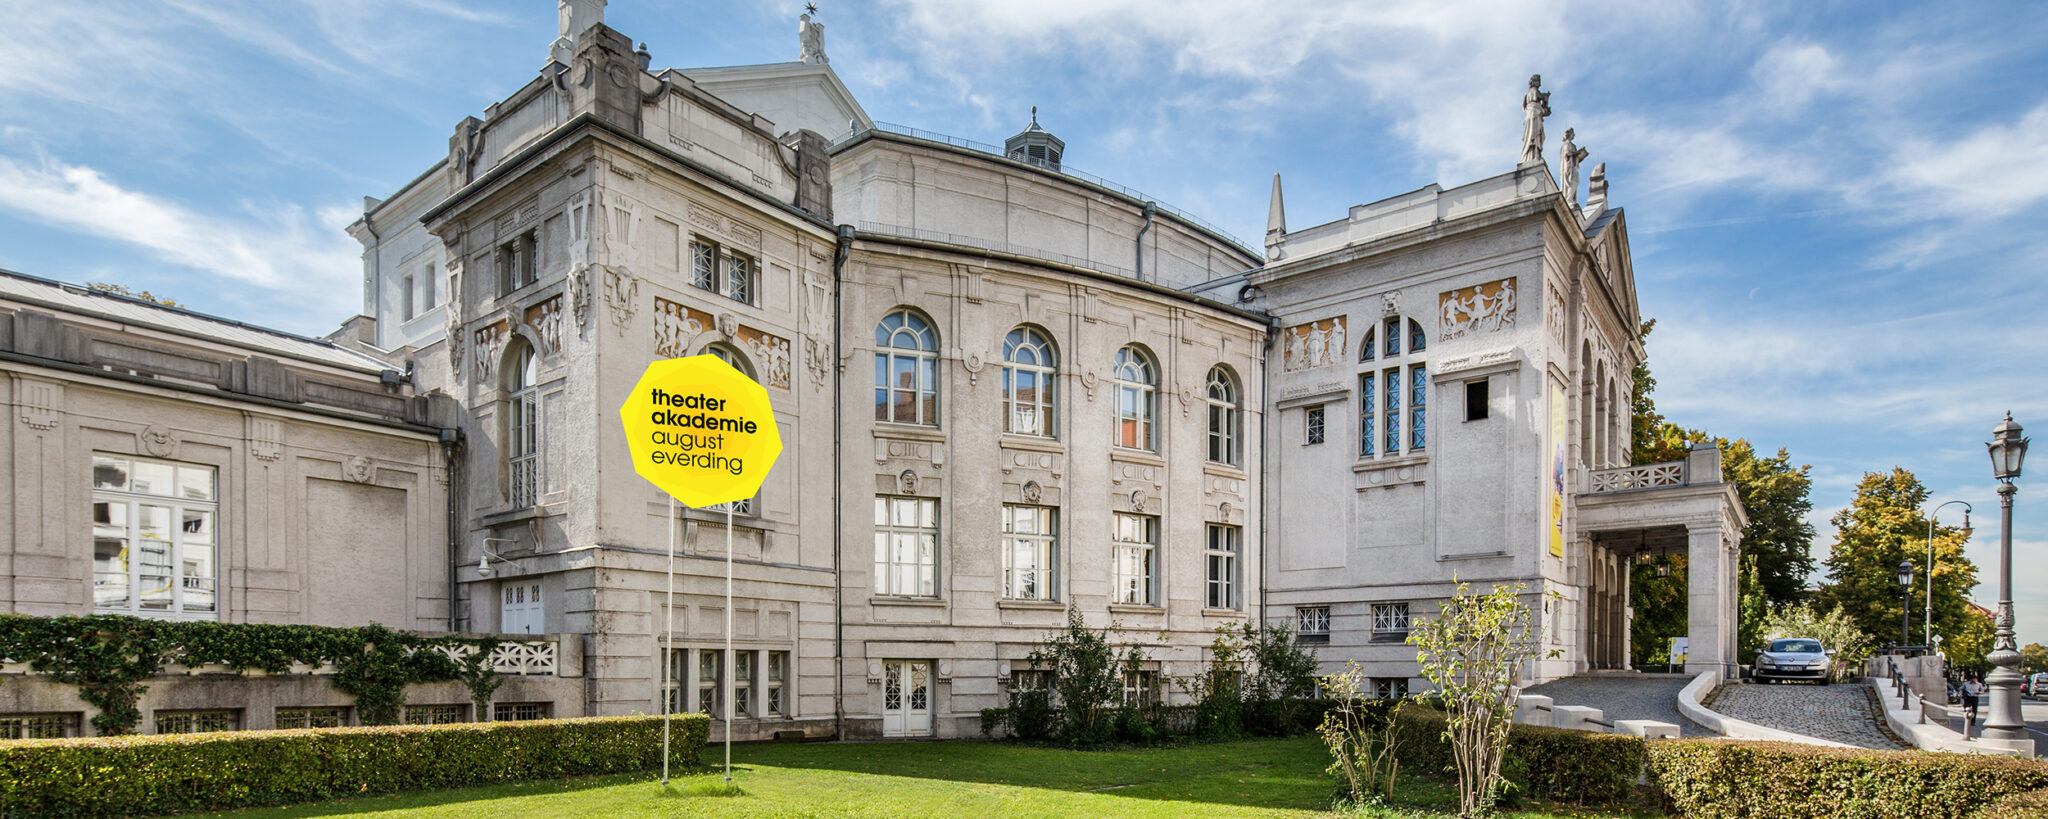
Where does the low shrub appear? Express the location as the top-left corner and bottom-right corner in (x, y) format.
(1969, 787), (2048, 819)
(1647, 739), (2048, 819)
(1390, 707), (1645, 807)
(0, 714), (710, 818)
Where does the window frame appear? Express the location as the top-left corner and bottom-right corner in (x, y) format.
(1111, 512), (1159, 606)
(506, 344), (541, 508)
(1205, 365), (1241, 465)
(91, 454), (220, 620)
(1112, 346), (1159, 451)
(1296, 606), (1331, 643)
(1371, 602), (1411, 644)
(1001, 504), (1058, 602)
(873, 495), (939, 598)
(1465, 378), (1490, 422)
(1359, 311), (1428, 458)
(874, 308), (940, 427)
(1205, 523), (1240, 610)
(1003, 327), (1059, 437)
(766, 650), (790, 717)
(1305, 405), (1326, 445)
(688, 236), (757, 305)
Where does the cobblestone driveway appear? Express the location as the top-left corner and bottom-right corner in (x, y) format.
(1708, 682), (1909, 749)
(1524, 676), (1710, 737)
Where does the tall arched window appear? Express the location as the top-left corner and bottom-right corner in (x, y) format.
(704, 343), (757, 515)
(1206, 365), (1240, 466)
(874, 309), (938, 426)
(1113, 346), (1158, 451)
(505, 343), (541, 507)
(1003, 327), (1057, 437)
(1358, 314), (1426, 457)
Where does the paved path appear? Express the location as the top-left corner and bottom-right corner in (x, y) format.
(1709, 682), (1908, 749)
(1524, 676), (1710, 737)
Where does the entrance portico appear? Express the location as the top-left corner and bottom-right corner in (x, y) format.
(1574, 443), (1748, 679)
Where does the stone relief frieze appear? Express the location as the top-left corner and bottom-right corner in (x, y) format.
(473, 320), (509, 384)
(525, 295), (563, 355)
(140, 424), (178, 459)
(568, 265), (592, 331)
(16, 378), (60, 430)
(653, 298), (713, 358)
(603, 266), (638, 336)
(1439, 276), (1518, 341)
(1281, 316), (1347, 372)
(1547, 282), (1568, 347)
(737, 324), (792, 390)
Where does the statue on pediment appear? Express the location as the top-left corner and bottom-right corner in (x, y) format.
(1561, 128), (1589, 210)
(1521, 74), (1551, 166)
(800, 12), (828, 64)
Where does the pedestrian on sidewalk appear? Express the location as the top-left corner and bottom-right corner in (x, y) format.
(1962, 675), (1984, 726)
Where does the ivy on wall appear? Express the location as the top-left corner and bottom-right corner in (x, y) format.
(0, 615), (509, 735)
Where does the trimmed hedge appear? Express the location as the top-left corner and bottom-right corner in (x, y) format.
(1389, 707), (1646, 807)
(1969, 787), (2048, 818)
(1647, 739), (2048, 819)
(0, 714), (710, 818)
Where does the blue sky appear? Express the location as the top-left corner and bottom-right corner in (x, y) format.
(3, 1), (2045, 647)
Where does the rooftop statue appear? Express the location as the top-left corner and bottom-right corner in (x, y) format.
(1521, 74), (1551, 166)
(800, 12), (828, 64)
(1561, 128), (1589, 210)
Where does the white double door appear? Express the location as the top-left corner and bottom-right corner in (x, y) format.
(881, 659), (932, 737)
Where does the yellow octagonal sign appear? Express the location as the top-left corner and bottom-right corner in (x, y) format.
(620, 355), (782, 507)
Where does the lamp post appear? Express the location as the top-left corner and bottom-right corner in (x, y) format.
(1983, 413), (2030, 743)
(1897, 560), (1914, 650)
(1927, 500), (1972, 647)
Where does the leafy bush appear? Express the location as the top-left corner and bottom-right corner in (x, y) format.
(1021, 608), (1147, 747)
(0, 714), (709, 818)
(1969, 787), (2048, 818)
(1648, 739), (2048, 818)
(1319, 665), (1409, 807)
(1391, 707), (1645, 808)
(1406, 580), (1553, 815)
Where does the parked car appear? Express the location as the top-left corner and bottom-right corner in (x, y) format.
(2030, 673), (2048, 699)
(1752, 637), (1831, 684)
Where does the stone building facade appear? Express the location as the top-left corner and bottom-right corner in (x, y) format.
(0, 3), (1742, 740)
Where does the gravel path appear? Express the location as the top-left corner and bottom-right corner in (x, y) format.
(1707, 682), (1909, 750)
(1524, 676), (1710, 737)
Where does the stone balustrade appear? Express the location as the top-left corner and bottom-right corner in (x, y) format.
(1587, 461), (1687, 494)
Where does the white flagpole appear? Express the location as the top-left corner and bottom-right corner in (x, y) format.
(661, 495), (677, 786)
(724, 503), (735, 782)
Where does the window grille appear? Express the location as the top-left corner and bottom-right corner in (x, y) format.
(1002, 505), (1057, 601)
(506, 346), (541, 507)
(734, 652), (755, 719)
(874, 496), (938, 597)
(1372, 677), (1410, 700)
(0, 713), (77, 739)
(767, 651), (789, 717)
(698, 650), (722, 719)
(1003, 327), (1058, 436)
(1297, 606), (1331, 643)
(725, 252), (757, 304)
(1306, 405), (1326, 445)
(1112, 513), (1158, 605)
(1372, 602), (1411, 643)
(91, 455), (218, 619)
(274, 707), (346, 729)
(493, 702), (549, 721)
(404, 704), (468, 725)
(155, 710), (238, 734)
(691, 240), (718, 291)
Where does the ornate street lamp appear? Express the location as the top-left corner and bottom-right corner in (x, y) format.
(1927, 501), (1971, 647)
(1897, 560), (1914, 649)
(1982, 413), (2029, 744)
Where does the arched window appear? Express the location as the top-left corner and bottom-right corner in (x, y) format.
(704, 343), (756, 514)
(505, 343), (541, 507)
(1358, 315), (1426, 457)
(1206, 365), (1240, 466)
(874, 309), (938, 426)
(1003, 327), (1057, 437)
(1113, 346), (1158, 451)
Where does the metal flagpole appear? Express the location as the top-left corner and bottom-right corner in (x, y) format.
(662, 496), (677, 785)
(733, 505), (741, 782)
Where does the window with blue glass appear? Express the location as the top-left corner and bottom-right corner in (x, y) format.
(1359, 307), (1428, 458)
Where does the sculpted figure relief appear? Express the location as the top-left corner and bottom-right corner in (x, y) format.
(1521, 74), (1551, 166)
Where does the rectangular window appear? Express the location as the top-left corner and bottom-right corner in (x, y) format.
(400, 273), (415, 321)
(508, 385), (540, 508)
(1359, 374), (1375, 456)
(1122, 670), (1159, 706)
(155, 710), (238, 734)
(493, 702), (550, 722)
(691, 240), (719, 291)
(1008, 669), (1053, 697)
(1305, 405), (1326, 445)
(403, 704), (468, 725)
(698, 649), (723, 719)
(92, 455), (218, 620)
(1372, 677), (1409, 700)
(1206, 524), (1240, 609)
(874, 496), (938, 597)
(734, 651), (755, 719)
(1372, 602), (1411, 643)
(767, 651), (789, 717)
(1111, 513), (1159, 606)
(1297, 606), (1331, 643)
(1002, 505), (1058, 601)
(497, 240), (516, 295)
(518, 230), (538, 288)
(1411, 365), (1428, 451)
(274, 707), (347, 729)
(725, 251), (757, 305)
(0, 713), (78, 739)
(1383, 368), (1400, 455)
(422, 263), (437, 310)
(1465, 378), (1489, 421)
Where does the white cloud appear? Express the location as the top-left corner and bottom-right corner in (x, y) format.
(1888, 104), (2048, 219)
(0, 153), (361, 320)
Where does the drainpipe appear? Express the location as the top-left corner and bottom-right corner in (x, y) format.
(1258, 316), (1274, 628)
(443, 426), (464, 632)
(363, 209), (382, 341)
(831, 224), (854, 739)
(1134, 202), (1157, 282)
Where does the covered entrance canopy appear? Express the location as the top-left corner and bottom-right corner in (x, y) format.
(1574, 444), (1748, 679)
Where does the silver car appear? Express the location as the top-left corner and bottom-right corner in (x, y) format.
(1753, 638), (1831, 684)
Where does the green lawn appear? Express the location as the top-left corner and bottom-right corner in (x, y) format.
(191, 736), (1656, 818)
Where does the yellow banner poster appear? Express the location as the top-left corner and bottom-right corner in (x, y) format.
(1549, 382), (1566, 558)
(620, 354), (782, 507)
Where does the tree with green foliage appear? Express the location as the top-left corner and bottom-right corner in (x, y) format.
(1408, 580), (1551, 818)
(1759, 601), (1875, 681)
(2022, 643), (2048, 675)
(1629, 554), (1688, 669)
(1814, 469), (1986, 669)
(1737, 559), (1768, 662)
(1022, 608), (1148, 746)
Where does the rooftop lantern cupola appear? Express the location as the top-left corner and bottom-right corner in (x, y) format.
(1005, 106), (1064, 172)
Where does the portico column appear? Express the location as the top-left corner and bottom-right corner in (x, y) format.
(1685, 523), (1732, 678)
(1620, 561), (1633, 670)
